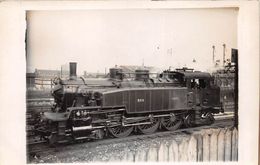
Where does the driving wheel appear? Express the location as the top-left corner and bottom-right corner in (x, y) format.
(161, 114), (183, 131)
(108, 125), (133, 138)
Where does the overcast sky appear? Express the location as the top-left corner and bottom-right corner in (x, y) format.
(26, 9), (237, 74)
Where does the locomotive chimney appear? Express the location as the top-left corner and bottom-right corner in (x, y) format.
(69, 62), (77, 79)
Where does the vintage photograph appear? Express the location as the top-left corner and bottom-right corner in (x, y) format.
(26, 8), (238, 163)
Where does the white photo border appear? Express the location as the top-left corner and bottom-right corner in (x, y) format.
(0, 1), (258, 165)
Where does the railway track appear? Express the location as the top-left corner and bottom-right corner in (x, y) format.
(61, 118), (234, 149)
(27, 116), (234, 161)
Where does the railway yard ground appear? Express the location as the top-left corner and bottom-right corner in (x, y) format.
(27, 114), (235, 163)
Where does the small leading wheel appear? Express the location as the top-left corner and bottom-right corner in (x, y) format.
(137, 118), (160, 134)
(108, 125), (133, 138)
(161, 114), (183, 131)
(204, 112), (215, 125)
(184, 113), (196, 128)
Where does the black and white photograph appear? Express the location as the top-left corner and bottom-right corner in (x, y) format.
(26, 8), (239, 163)
(0, 1), (259, 165)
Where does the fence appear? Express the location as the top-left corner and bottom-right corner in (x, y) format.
(92, 128), (238, 162)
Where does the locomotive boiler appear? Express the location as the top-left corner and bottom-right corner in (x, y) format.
(36, 63), (223, 144)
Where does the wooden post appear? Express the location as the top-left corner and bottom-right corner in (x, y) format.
(158, 141), (168, 161)
(210, 129), (220, 161)
(178, 139), (189, 161)
(168, 140), (179, 161)
(202, 131), (210, 161)
(135, 149), (147, 162)
(147, 147), (158, 162)
(188, 135), (197, 161)
(121, 151), (134, 162)
(224, 129), (232, 161)
(195, 134), (203, 161)
(231, 128), (238, 161)
(217, 129), (226, 161)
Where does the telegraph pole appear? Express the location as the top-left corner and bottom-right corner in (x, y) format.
(60, 66), (62, 78)
(212, 45), (215, 66)
(223, 44), (226, 67)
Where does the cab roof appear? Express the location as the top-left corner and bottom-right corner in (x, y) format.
(175, 71), (211, 79)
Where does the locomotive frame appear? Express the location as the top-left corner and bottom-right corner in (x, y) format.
(36, 63), (223, 145)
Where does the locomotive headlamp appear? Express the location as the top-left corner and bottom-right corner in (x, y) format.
(76, 111), (81, 117)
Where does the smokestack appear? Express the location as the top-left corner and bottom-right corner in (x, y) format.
(69, 62), (77, 79)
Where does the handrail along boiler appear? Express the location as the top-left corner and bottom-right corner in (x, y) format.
(36, 63), (223, 144)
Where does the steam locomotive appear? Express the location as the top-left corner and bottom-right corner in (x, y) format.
(36, 63), (223, 144)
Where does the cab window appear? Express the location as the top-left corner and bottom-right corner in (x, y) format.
(190, 78), (208, 89)
(199, 79), (206, 88)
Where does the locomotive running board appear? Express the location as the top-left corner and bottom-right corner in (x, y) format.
(122, 113), (185, 125)
(122, 122), (152, 127)
(72, 125), (105, 131)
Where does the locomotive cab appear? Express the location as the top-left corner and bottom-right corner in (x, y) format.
(182, 71), (223, 113)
